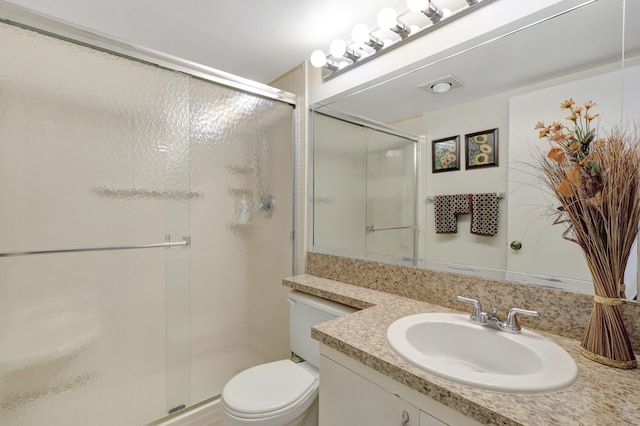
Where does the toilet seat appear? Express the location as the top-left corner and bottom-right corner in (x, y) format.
(222, 359), (318, 420)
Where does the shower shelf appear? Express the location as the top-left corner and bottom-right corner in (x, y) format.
(228, 188), (253, 197)
(226, 165), (254, 175)
(92, 186), (203, 200)
(0, 307), (98, 373)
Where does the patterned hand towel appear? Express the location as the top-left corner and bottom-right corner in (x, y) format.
(434, 194), (470, 233)
(470, 193), (500, 236)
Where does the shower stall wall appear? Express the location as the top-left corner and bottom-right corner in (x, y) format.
(0, 16), (295, 426)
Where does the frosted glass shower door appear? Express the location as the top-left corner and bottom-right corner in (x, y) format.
(0, 22), (191, 426)
(313, 113), (417, 260)
(313, 114), (367, 254)
(365, 130), (417, 259)
(188, 79), (295, 404)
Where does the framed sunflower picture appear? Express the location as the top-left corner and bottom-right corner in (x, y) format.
(465, 128), (498, 169)
(432, 135), (460, 173)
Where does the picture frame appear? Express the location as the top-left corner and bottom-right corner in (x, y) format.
(465, 128), (498, 169)
(431, 135), (460, 173)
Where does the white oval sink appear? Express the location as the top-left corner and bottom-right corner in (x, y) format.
(386, 313), (578, 394)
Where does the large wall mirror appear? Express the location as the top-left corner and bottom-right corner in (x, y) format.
(312, 0), (640, 301)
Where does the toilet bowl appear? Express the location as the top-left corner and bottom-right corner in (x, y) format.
(221, 291), (356, 426)
(221, 360), (318, 426)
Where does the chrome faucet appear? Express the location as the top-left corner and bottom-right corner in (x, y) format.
(456, 296), (539, 333)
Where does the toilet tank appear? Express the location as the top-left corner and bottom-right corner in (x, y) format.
(288, 290), (357, 368)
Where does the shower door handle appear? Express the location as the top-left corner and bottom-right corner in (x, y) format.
(366, 225), (415, 234)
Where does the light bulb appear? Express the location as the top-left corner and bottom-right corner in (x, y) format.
(410, 25), (420, 34)
(377, 7), (398, 30)
(431, 82), (452, 93)
(310, 50), (327, 68)
(442, 8), (452, 18)
(329, 39), (347, 58)
(351, 24), (371, 45)
(407, 0), (428, 13)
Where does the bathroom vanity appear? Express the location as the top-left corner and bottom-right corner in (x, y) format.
(283, 270), (640, 426)
(320, 347), (479, 426)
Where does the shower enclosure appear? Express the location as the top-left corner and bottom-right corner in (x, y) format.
(0, 10), (295, 426)
(312, 112), (417, 262)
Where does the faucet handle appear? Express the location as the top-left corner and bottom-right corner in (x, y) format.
(504, 307), (539, 332)
(456, 296), (487, 325)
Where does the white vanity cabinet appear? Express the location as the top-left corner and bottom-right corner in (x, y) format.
(320, 353), (420, 425)
(319, 345), (481, 426)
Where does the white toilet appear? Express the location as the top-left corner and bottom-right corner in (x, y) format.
(221, 290), (357, 426)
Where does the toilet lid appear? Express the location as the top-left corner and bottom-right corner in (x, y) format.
(222, 359), (317, 415)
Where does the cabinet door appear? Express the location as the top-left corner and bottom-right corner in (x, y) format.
(420, 410), (448, 426)
(320, 355), (419, 426)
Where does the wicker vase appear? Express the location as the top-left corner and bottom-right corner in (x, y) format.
(580, 279), (637, 369)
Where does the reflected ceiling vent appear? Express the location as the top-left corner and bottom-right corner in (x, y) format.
(418, 75), (464, 94)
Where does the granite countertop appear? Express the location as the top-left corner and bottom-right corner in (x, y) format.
(283, 274), (640, 426)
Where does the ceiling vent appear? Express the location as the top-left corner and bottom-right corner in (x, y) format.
(418, 75), (464, 94)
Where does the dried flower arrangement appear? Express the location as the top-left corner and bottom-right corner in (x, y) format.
(535, 99), (638, 369)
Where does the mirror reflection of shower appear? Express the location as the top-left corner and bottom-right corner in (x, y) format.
(313, 112), (418, 262)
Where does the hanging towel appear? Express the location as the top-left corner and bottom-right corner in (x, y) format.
(470, 193), (500, 236)
(434, 194), (470, 233)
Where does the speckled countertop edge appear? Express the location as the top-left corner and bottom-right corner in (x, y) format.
(283, 274), (640, 426)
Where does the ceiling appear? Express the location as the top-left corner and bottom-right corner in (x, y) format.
(3, 0), (635, 118)
(3, 0), (422, 84)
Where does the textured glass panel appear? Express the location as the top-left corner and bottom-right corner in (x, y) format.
(365, 228), (416, 259)
(163, 53), (192, 414)
(0, 250), (169, 426)
(312, 114), (416, 259)
(0, 16), (295, 424)
(0, 22), (190, 425)
(365, 129), (416, 259)
(189, 79), (294, 404)
(0, 23), (189, 249)
(313, 114), (367, 252)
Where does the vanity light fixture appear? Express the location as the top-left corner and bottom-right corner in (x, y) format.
(377, 7), (411, 39)
(309, 50), (339, 71)
(408, 0), (444, 23)
(310, 0), (491, 79)
(351, 24), (385, 52)
(329, 39), (361, 63)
